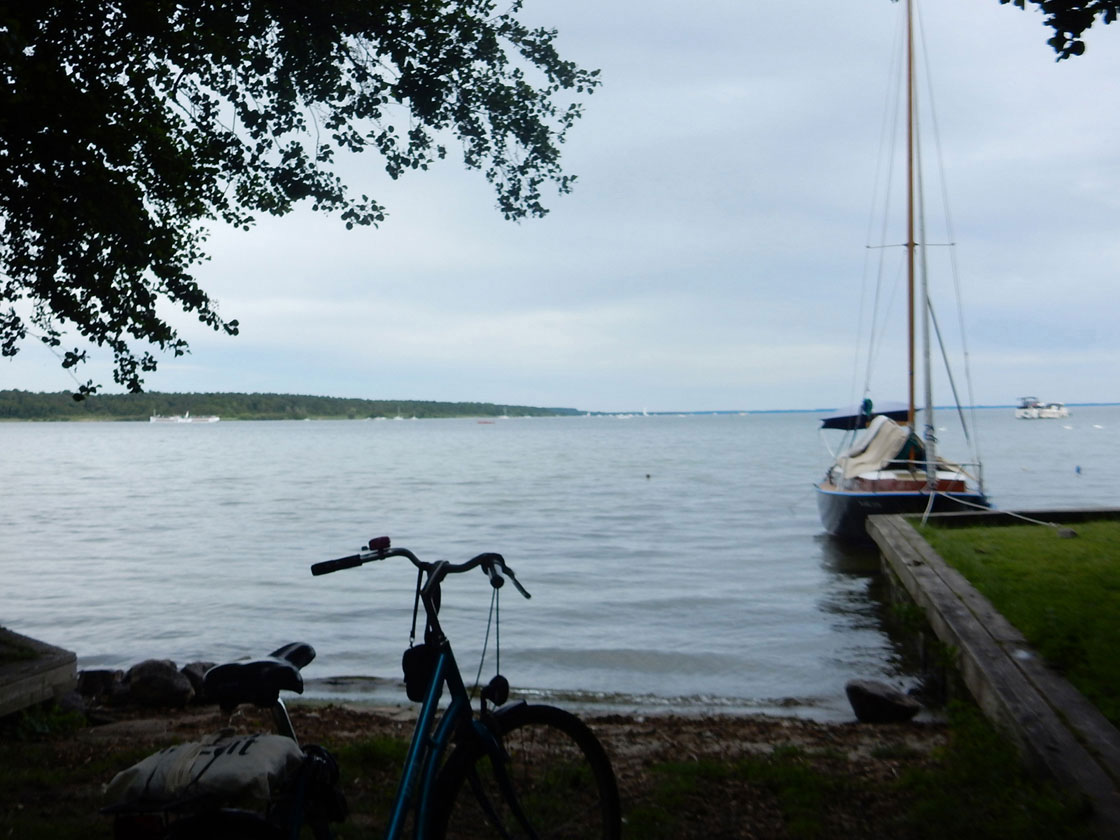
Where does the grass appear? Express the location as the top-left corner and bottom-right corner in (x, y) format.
(621, 705), (1089, 840)
(622, 746), (836, 840)
(893, 703), (1091, 840)
(0, 713), (156, 840)
(917, 519), (1120, 727)
(0, 701), (1095, 839)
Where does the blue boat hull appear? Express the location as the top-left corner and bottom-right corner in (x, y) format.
(816, 484), (988, 542)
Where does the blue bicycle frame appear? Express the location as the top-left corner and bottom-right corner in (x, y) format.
(386, 642), (467, 839)
(310, 540), (531, 840)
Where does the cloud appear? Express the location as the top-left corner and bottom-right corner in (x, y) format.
(10, 0), (1120, 410)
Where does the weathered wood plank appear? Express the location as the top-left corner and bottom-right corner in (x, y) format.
(869, 513), (1120, 836)
(903, 519), (1120, 786)
(0, 627), (77, 719)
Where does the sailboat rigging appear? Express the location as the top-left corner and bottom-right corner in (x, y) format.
(815, 0), (988, 541)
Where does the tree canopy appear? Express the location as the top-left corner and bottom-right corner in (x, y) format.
(0, 1), (599, 396)
(999, 0), (1119, 59)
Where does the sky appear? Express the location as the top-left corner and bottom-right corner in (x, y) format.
(6, 0), (1120, 413)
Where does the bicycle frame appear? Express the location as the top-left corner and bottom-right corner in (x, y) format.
(309, 540), (533, 840)
(382, 560), (510, 839)
(386, 641), (485, 839)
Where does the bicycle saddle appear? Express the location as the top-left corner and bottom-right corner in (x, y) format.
(203, 642), (315, 711)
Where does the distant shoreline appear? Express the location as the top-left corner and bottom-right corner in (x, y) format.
(2, 389), (1117, 422)
(0, 390), (581, 422)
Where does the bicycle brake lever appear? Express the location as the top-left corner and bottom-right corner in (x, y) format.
(503, 567), (531, 599)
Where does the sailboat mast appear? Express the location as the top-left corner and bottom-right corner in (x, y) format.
(905, 0), (916, 433)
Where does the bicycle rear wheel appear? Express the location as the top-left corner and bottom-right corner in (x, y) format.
(433, 703), (621, 840)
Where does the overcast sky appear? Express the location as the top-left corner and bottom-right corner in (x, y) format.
(7, 0), (1120, 412)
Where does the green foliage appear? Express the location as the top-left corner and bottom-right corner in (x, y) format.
(627, 708), (1090, 840)
(999, 1), (1120, 59)
(896, 703), (1090, 839)
(0, 2), (599, 395)
(1, 709), (1094, 840)
(737, 747), (832, 839)
(0, 389), (580, 421)
(628, 748), (836, 840)
(0, 739), (154, 840)
(919, 519), (1120, 727)
(1, 704), (86, 741)
(332, 736), (409, 822)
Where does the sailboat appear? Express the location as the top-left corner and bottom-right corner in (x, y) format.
(815, 0), (988, 541)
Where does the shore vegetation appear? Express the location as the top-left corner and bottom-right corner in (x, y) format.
(0, 699), (1093, 839)
(0, 390), (579, 422)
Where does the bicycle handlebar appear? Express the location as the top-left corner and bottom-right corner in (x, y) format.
(310, 536), (531, 600)
(309, 553), (365, 576)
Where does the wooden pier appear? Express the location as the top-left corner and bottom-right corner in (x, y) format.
(869, 511), (1120, 836)
(0, 627), (77, 719)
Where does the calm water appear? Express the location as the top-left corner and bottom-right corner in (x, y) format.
(3, 408), (1118, 720)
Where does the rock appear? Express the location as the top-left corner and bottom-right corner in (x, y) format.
(180, 661), (216, 704)
(76, 668), (124, 699)
(845, 679), (921, 723)
(57, 690), (88, 715)
(125, 659), (195, 708)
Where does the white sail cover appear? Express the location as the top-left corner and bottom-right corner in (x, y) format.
(836, 415), (910, 479)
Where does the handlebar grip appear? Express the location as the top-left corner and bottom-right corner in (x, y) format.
(311, 554), (364, 576)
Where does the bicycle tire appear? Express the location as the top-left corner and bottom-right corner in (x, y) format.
(431, 703), (621, 840)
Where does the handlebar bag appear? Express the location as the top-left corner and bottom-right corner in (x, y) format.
(402, 644), (438, 702)
(104, 731), (305, 814)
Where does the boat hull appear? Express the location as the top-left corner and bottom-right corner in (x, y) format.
(815, 484), (988, 542)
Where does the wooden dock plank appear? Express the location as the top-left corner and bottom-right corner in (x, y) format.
(0, 627), (77, 719)
(869, 513), (1120, 836)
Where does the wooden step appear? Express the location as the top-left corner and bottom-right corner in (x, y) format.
(0, 627), (77, 719)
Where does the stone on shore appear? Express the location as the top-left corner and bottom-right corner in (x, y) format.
(180, 661), (216, 700)
(123, 660), (194, 708)
(845, 678), (921, 723)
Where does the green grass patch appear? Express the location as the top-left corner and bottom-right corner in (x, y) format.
(0, 738), (157, 840)
(896, 703), (1090, 839)
(0, 701), (1094, 840)
(626, 748), (845, 840)
(918, 519), (1120, 726)
(624, 708), (1089, 840)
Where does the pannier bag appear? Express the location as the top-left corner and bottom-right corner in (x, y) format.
(104, 731), (305, 814)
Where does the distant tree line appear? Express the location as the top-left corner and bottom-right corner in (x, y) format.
(0, 391), (580, 421)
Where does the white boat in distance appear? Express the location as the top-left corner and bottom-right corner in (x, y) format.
(149, 411), (220, 424)
(1014, 397), (1069, 420)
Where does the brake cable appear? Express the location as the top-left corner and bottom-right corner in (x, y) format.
(472, 584), (500, 696)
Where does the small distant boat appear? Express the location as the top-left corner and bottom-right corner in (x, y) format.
(149, 411), (219, 424)
(1014, 397), (1069, 420)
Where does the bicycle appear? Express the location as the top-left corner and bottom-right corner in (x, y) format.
(104, 537), (621, 840)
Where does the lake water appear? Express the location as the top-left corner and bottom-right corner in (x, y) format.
(3, 407), (1117, 720)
